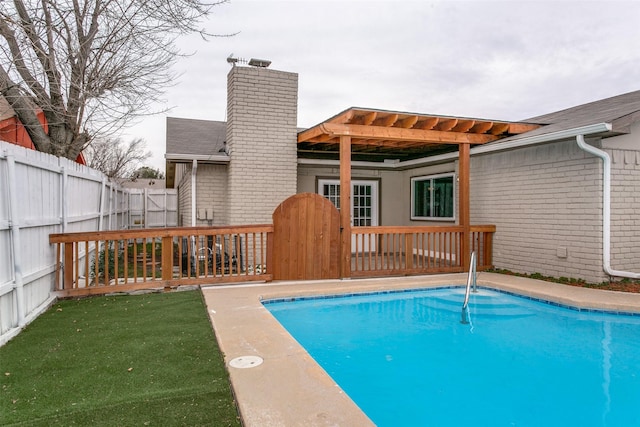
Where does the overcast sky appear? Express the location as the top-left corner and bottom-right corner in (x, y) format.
(123, 0), (640, 171)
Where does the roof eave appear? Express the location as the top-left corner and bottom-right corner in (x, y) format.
(473, 122), (613, 155)
(165, 153), (230, 163)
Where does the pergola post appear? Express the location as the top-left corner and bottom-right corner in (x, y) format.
(459, 143), (471, 270)
(340, 135), (352, 278)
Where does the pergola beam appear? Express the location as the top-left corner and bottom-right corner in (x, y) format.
(362, 111), (377, 125)
(318, 123), (499, 144)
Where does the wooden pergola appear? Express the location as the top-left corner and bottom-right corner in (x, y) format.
(298, 107), (540, 277)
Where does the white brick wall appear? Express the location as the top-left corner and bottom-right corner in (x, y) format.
(609, 148), (640, 273)
(177, 163), (228, 226)
(226, 66), (298, 224)
(196, 164), (228, 226)
(470, 139), (607, 283)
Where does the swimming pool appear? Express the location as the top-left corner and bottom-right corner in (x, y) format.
(265, 287), (640, 427)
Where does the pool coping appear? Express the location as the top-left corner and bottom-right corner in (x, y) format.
(201, 272), (640, 427)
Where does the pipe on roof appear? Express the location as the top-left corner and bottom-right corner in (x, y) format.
(576, 135), (640, 280)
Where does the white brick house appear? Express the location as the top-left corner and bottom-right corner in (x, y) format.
(166, 64), (640, 284)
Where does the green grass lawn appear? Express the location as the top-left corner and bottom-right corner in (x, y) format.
(0, 289), (240, 426)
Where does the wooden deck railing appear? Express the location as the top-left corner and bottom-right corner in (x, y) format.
(469, 225), (496, 270)
(50, 223), (495, 296)
(49, 225), (273, 296)
(351, 225), (495, 277)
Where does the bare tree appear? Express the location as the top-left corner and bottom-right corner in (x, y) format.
(0, 0), (228, 160)
(85, 137), (150, 179)
(132, 166), (165, 180)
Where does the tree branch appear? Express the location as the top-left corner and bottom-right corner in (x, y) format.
(0, 0), (231, 160)
(0, 63), (51, 152)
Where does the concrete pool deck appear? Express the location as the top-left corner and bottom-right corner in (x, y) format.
(201, 272), (640, 427)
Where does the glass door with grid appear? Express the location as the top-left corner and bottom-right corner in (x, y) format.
(318, 179), (378, 252)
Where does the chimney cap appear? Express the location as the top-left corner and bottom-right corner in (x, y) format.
(248, 58), (271, 68)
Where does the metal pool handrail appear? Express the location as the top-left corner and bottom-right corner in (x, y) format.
(461, 251), (477, 324)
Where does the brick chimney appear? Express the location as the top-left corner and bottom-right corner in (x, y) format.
(225, 65), (299, 224)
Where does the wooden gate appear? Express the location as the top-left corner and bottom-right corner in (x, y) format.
(272, 193), (340, 280)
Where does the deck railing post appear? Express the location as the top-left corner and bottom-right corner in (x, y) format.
(483, 231), (494, 269)
(161, 236), (173, 281)
(64, 242), (74, 290)
(266, 231), (273, 277)
(404, 233), (414, 270)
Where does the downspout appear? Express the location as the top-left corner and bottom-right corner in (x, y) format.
(576, 135), (640, 280)
(191, 159), (197, 227)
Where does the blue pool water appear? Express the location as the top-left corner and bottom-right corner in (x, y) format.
(265, 287), (640, 427)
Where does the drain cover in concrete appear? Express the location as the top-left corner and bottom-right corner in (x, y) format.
(229, 355), (264, 369)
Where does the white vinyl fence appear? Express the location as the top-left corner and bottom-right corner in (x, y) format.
(128, 188), (178, 228)
(0, 141), (176, 345)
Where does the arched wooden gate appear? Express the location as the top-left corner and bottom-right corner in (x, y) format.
(272, 193), (340, 280)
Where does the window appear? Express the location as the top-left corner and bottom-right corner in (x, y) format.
(411, 173), (455, 220)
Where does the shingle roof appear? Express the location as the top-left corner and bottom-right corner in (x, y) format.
(165, 117), (227, 156)
(511, 90), (640, 140)
(164, 90), (640, 161)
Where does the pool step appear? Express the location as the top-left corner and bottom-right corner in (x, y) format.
(418, 289), (535, 319)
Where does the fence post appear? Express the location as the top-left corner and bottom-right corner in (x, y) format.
(144, 188), (149, 228)
(98, 178), (106, 231)
(61, 167), (68, 232)
(6, 154), (25, 326)
(163, 190), (167, 228)
(108, 182), (114, 230)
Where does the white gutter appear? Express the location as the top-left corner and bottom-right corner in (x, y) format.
(165, 153), (230, 163)
(191, 159), (197, 226)
(471, 122), (612, 155)
(576, 134), (640, 280)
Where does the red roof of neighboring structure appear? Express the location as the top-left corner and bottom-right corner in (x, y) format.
(0, 98), (86, 165)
